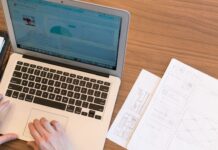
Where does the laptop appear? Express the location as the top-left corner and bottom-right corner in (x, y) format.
(0, 0), (130, 149)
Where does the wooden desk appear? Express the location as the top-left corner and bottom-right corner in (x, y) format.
(1, 0), (218, 149)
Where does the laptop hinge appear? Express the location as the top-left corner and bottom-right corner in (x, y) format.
(23, 55), (110, 78)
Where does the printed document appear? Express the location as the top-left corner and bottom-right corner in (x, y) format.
(107, 70), (160, 148)
(128, 59), (218, 150)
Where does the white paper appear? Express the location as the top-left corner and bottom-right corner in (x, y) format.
(107, 69), (160, 148)
(128, 59), (218, 150)
(0, 37), (5, 52)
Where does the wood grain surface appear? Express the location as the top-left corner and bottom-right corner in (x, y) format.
(1, 0), (218, 149)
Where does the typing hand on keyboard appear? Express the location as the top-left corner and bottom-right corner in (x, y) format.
(0, 94), (17, 145)
(28, 118), (73, 150)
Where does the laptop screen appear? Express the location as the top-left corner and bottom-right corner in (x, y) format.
(7, 0), (122, 70)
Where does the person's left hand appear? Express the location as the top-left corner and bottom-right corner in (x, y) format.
(0, 95), (17, 145)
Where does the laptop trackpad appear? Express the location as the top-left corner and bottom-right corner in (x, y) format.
(24, 108), (69, 138)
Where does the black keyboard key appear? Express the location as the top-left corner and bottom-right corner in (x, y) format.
(104, 82), (111, 86)
(55, 95), (62, 101)
(36, 90), (42, 96)
(60, 76), (66, 82)
(61, 90), (67, 96)
(74, 86), (80, 92)
(93, 84), (99, 90)
(99, 85), (109, 92)
(35, 77), (41, 83)
(35, 83), (41, 89)
(81, 94), (87, 101)
(89, 103), (104, 112)
(77, 75), (83, 79)
(21, 67), (28, 72)
(62, 97), (69, 103)
(47, 73), (53, 79)
(13, 71), (22, 78)
(22, 73), (29, 79)
(34, 97), (66, 110)
(69, 99), (75, 105)
(94, 91), (101, 97)
(84, 77), (89, 81)
(8, 83), (22, 91)
(101, 92), (108, 99)
(66, 77), (72, 83)
(12, 91), (19, 98)
(5, 90), (13, 97)
(15, 65), (21, 71)
(17, 61), (23, 65)
(22, 80), (28, 86)
(43, 67), (49, 71)
(75, 107), (82, 114)
(25, 94), (34, 102)
(66, 105), (74, 112)
(57, 71), (62, 74)
(68, 84), (74, 90)
(73, 79), (79, 85)
(29, 75), (35, 81)
(53, 74), (60, 80)
(88, 110), (95, 118)
(30, 64), (36, 68)
(97, 80), (103, 84)
(54, 81), (61, 87)
(23, 63), (29, 67)
(94, 98), (106, 105)
(67, 91), (74, 97)
(29, 89), (36, 95)
(74, 93), (80, 99)
(48, 80), (54, 86)
(82, 102), (89, 108)
(18, 93), (25, 100)
(27, 68), (34, 74)
(75, 100), (82, 106)
(70, 74), (76, 78)
(42, 92), (48, 98)
(95, 115), (102, 120)
(10, 77), (22, 84)
(87, 96), (94, 102)
(79, 81), (86, 86)
(40, 71), (47, 77)
(86, 82), (92, 88)
(81, 88), (87, 94)
(50, 69), (56, 73)
(42, 78), (48, 84)
(61, 83), (67, 89)
(63, 72), (69, 76)
(41, 85), (47, 91)
(28, 82), (34, 88)
(81, 112), (88, 116)
(48, 86), (54, 92)
(54, 88), (60, 94)
(49, 93), (55, 100)
(90, 79), (96, 83)
(34, 70), (40, 76)
(88, 89), (94, 95)
(37, 66), (43, 70)
(23, 87), (29, 93)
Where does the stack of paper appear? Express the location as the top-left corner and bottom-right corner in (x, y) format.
(107, 59), (218, 150)
(0, 37), (5, 53)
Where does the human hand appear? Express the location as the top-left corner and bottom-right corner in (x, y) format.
(0, 95), (17, 145)
(28, 118), (73, 150)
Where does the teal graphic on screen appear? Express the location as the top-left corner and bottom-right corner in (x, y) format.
(8, 0), (122, 69)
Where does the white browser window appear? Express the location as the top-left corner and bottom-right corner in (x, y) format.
(0, 37), (5, 53)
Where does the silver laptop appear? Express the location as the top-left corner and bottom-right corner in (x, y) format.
(0, 0), (130, 149)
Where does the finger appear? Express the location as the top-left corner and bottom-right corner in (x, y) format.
(0, 133), (17, 145)
(33, 119), (48, 137)
(50, 120), (64, 132)
(0, 94), (3, 101)
(40, 117), (55, 133)
(0, 101), (10, 112)
(27, 141), (38, 150)
(28, 122), (42, 144)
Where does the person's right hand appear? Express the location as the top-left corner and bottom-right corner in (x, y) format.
(28, 118), (73, 150)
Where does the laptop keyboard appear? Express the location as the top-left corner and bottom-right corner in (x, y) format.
(5, 61), (111, 120)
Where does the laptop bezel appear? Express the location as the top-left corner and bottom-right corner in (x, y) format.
(1, 0), (130, 78)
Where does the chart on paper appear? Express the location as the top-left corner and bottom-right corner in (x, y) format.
(128, 59), (218, 150)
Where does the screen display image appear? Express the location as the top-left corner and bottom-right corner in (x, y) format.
(7, 0), (122, 69)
